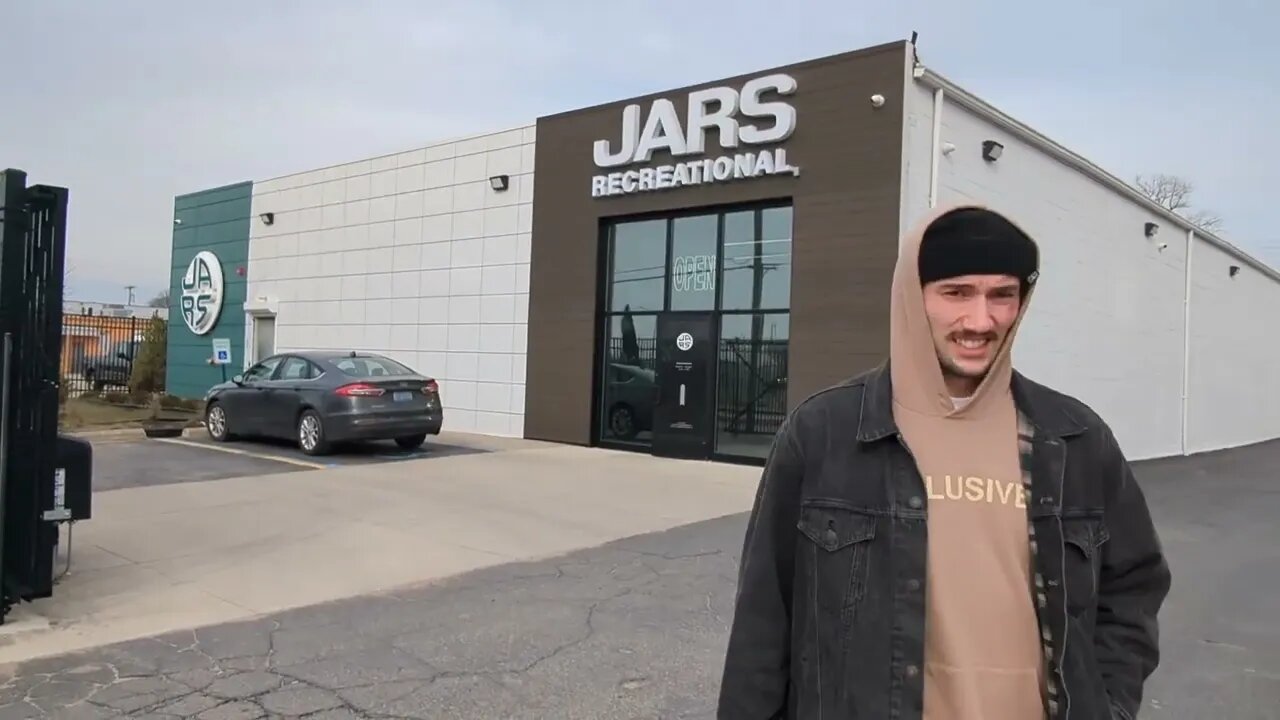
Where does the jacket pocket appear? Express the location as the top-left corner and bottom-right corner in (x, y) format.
(1061, 513), (1109, 617)
(1060, 620), (1117, 720)
(796, 503), (877, 630)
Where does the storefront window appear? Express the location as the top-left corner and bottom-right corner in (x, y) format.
(715, 312), (790, 459)
(669, 214), (718, 311)
(721, 206), (792, 311)
(598, 202), (792, 459)
(608, 219), (666, 313)
(599, 313), (658, 446)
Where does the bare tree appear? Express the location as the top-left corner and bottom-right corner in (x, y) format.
(148, 289), (170, 308)
(1134, 173), (1223, 232)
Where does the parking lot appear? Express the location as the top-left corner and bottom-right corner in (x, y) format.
(88, 429), (493, 491)
(3, 437), (1277, 717)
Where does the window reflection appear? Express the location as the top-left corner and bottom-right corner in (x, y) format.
(722, 206), (792, 311)
(609, 220), (666, 312)
(669, 214), (718, 311)
(599, 313), (658, 446)
(716, 313), (789, 459)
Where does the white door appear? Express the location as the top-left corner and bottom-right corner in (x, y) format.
(253, 316), (276, 362)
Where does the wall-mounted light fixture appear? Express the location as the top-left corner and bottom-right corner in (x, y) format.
(489, 174), (510, 192)
(259, 212), (275, 226)
(982, 140), (1004, 162)
(1144, 222), (1159, 238)
(173, 218), (183, 226)
(941, 142), (957, 155)
(1229, 265), (1241, 278)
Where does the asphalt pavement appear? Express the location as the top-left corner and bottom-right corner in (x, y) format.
(6, 439), (1278, 719)
(90, 439), (303, 491)
(88, 434), (492, 492)
(173, 433), (490, 468)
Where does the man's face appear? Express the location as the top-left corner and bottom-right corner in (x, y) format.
(921, 274), (1023, 388)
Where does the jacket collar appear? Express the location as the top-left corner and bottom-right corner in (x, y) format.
(856, 360), (1088, 442)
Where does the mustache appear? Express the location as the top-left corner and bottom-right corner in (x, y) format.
(948, 331), (998, 343)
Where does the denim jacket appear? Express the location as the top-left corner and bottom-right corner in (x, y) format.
(717, 363), (1172, 719)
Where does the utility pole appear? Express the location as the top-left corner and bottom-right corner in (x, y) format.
(124, 285), (135, 305)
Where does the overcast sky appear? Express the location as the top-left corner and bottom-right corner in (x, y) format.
(3, 0), (1272, 305)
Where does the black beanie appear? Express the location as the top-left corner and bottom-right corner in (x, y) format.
(918, 208), (1039, 290)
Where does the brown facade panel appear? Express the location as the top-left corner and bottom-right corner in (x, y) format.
(526, 41), (911, 446)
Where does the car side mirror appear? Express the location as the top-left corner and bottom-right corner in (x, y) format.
(232, 374), (244, 385)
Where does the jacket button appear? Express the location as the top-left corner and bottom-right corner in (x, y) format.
(824, 528), (838, 546)
(908, 496), (923, 509)
(907, 579), (921, 591)
(906, 664), (920, 678)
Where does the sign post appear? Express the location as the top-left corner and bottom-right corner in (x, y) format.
(211, 338), (231, 384)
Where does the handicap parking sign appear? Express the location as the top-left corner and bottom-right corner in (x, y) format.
(211, 338), (232, 365)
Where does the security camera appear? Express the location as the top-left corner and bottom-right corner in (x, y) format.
(1156, 242), (1168, 251)
(870, 94), (885, 108)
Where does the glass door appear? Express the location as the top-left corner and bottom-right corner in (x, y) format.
(652, 312), (717, 459)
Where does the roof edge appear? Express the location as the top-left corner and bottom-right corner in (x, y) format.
(914, 64), (1280, 284)
(538, 40), (910, 123)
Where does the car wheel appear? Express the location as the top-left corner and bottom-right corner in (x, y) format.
(298, 409), (331, 456)
(608, 403), (638, 441)
(206, 402), (234, 442)
(394, 434), (427, 450)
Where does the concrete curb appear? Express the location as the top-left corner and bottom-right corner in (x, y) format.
(67, 424), (205, 440)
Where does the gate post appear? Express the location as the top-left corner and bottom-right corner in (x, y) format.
(0, 168), (70, 622)
(0, 169), (29, 617)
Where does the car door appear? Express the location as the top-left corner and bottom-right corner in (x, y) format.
(263, 356), (315, 438)
(227, 356), (283, 436)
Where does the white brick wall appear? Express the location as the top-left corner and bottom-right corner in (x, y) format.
(902, 80), (1279, 460)
(1186, 240), (1280, 452)
(246, 125), (536, 437)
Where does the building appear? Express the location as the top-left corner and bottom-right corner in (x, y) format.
(164, 39), (1280, 463)
(61, 301), (166, 387)
(64, 300), (168, 320)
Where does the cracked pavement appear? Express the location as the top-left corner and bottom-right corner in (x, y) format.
(2, 439), (1278, 719)
(0, 514), (745, 720)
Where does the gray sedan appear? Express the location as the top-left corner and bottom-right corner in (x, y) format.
(203, 351), (444, 455)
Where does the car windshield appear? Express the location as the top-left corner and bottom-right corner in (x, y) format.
(332, 356), (415, 378)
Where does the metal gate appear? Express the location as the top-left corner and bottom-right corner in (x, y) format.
(0, 168), (69, 621)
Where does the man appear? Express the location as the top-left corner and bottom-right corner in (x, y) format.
(717, 205), (1171, 719)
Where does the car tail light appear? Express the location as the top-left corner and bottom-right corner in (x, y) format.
(336, 383), (385, 397)
(423, 380), (439, 394)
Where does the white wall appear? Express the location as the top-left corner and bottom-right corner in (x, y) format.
(904, 82), (1191, 460)
(899, 83), (936, 238)
(246, 125), (536, 437)
(1186, 240), (1280, 452)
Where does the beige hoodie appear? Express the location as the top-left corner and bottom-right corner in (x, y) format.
(889, 205), (1045, 719)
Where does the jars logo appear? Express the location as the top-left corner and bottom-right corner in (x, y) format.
(181, 251), (224, 335)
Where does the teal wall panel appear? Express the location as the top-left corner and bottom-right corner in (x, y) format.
(165, 181), (253, 399)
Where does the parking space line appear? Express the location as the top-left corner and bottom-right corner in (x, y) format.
(155, 438), (330, 470)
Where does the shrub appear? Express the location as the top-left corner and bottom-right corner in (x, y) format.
(129, 315), (167, 394)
